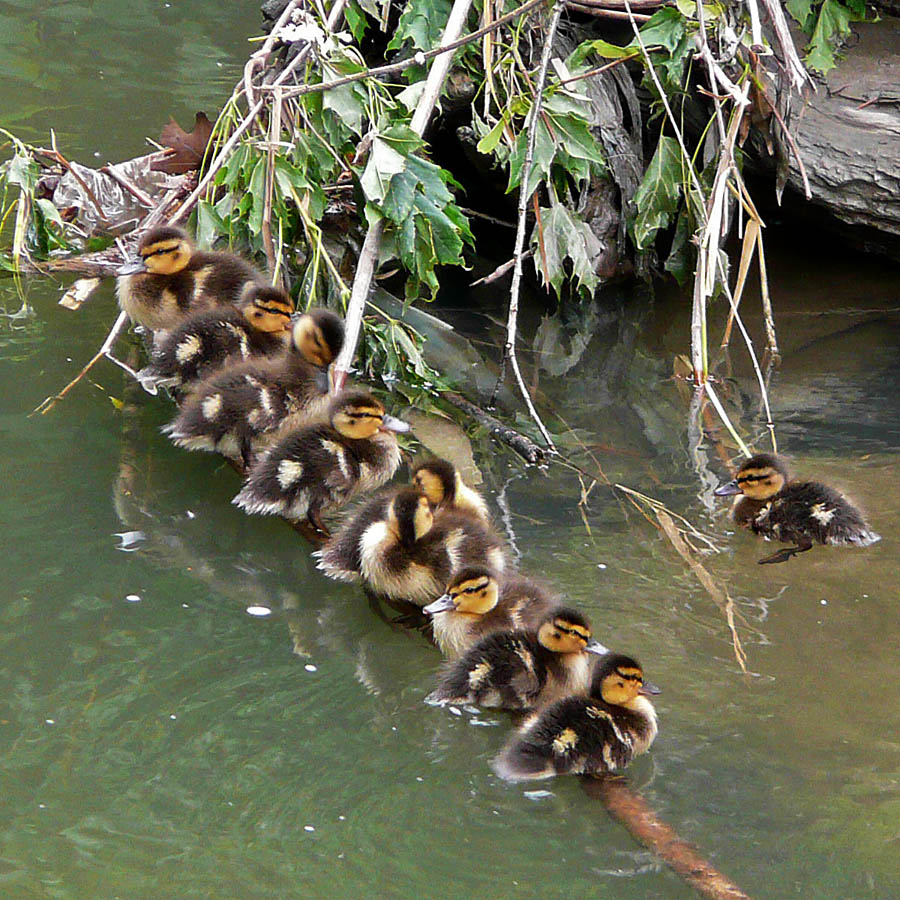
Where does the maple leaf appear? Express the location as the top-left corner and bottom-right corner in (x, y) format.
(150, 112), (214, 175)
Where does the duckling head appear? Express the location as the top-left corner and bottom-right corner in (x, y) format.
(592, 653), (660, 707)
(387, 487), (434, 547)
(714, 453), (789, 501)
(240, 284), (294, 333)
(117, 226), (194, 276)
(423, 567), (499, 616)
(330, 389), (409, 440)
(411, 458), (459, 507)
(291, 308), (345, 367)
(536, 608), (607, 656)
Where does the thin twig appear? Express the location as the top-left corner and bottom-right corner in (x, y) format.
(489, 1), (564, 454)
(332, 0), (477, 392)
(31, 311), (130, 415)
(100, 165), (155, 208)
(470, 249), (533, 287)
(273, 0), (547, 100)
(171, 0), (349, 227)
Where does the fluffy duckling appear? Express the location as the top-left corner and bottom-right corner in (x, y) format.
(316, 487), (509, 606)
(163, 309), (345, 467)
(425, 607), (607, 710)
(714, 452), (880, 564)
(423, 567), (556, 658)
(116, 226), (262, 332)
(136, 285), (295, 391)
(491, 653), (659, 782)
(411, 458), (491, 523)
(233, 390), (408, 533)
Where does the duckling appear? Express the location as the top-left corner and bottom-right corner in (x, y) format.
(491, 653), (659, 782)
(233, 389), (409, 533)
(425, 607), (607, 710)
(411, 458), (491, 523)
(162, 309), (345, 467)
(116, 226), (262, 332)
(714, 452), (880, 564)
(136, 285), (295, 391)
(316, 487), (509, 606)
(423, 567), (556, 658)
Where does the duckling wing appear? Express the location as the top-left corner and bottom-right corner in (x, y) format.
(769, 482), (879, 546)
(316, 492), (394, 582)
(492, 697), (636, 781)
(426, 632), (545, 710)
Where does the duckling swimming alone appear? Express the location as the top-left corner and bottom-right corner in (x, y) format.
(425, 607), (607, 710)
(714, 452), (880, 564)
(233, 389), (408, 533)
(411, 458), (491, 523)
(116, 226), (262, 332)
(423, 567), (556, 658)
(137, 285), (295, 391)
(491, 653), (659, 781)
(163, 309), (344, 467)
(316, 487), (508, 606)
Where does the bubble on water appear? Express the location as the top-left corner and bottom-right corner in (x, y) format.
(246, 606), (272, 617)
(305, 664), (317, 672)
(126, 594), (141, 603)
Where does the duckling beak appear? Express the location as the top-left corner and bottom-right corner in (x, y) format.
(639, 681), (661, 696)
(714, 478), (742, 496)
(380, 414), (411, 433)
(584, 639), (609, 656)
(423, 594), (456, 615)
(116, 258), (147, 276)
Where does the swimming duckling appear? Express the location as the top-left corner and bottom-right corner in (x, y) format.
(316, 487), (509, 606)
(425, 607), (607, 710)
(233, 390), (409, 533)
(491, 653), (659, 782)
(136, 285), (295, 391)
(714, 452), (880, 564)
(411, 458), (491, 523)
(162, 309), (345, 467)
(423, 567), (556, 658)
(116, 226), (262, 332)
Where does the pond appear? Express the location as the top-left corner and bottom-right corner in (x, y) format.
(1, 4), (899, 899)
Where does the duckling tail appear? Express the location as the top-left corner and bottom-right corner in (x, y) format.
(490, 744), (555, 783)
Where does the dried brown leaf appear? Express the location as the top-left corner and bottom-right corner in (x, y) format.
(150, 112), (214, 175)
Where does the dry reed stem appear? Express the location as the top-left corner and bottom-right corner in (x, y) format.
(332, 0), (476, 392)
(655, 508), (749, 674)
(31, 311), (130, 416)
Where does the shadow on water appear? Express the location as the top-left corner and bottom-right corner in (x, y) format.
(1, 5), (899, 896)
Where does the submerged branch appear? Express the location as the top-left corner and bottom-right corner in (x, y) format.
(584, 776), (754, 900)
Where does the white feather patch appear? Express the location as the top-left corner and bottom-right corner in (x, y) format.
(321, 439), (350, 480)
(201, 393), (222, 420)
(810, 502), (836, 525)
(175, 334), (202, 363)
(468, 660), (492, 689)
(277, 459), (304, 489)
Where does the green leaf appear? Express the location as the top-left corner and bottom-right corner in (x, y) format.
(632, 7), (686, 54)
(344, 0), (368, 42)
(568, 38), (632, 68)
(6, 152), (39, 192)
(246, 157), (266, 235)
(360, 135), (407, 204)
(664, 204), (694, 285)
(387, 0), (452, 52)
(475, 113), (509, 156)
(195, 199), (228, 248)
(631, 134), (683, 250)
(531, 201), (602, 297)
(804, 0), (865, 73)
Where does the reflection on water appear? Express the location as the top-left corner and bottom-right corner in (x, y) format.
(2, 5), (900, 897)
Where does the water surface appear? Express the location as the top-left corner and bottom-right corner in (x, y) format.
(1, 7), (899, 899)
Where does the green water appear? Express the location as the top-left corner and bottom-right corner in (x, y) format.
(2, 5), (900, 899)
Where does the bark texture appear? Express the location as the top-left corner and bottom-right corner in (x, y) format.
(781, 19), (900, 257)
